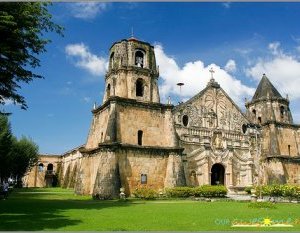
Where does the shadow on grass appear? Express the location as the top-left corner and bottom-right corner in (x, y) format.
(0, 189), (138, 231)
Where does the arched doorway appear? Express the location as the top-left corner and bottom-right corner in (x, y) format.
(211, 163), (225, 185)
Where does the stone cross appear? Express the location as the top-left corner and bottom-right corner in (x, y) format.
(209, 67), (215, 80)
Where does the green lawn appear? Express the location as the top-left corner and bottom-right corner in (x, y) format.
(0, 187), (300, 231)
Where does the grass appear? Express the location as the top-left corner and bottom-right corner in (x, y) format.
(0, 187), (300, 231)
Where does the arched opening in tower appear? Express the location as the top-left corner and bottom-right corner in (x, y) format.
(280, 106), (285, 119)
(106, 84), (111, 98)
(110, 52), (114, 69)
(138, 130), (143, 145)
(135, 50), (144, 68)
(136, 79), (144, 97)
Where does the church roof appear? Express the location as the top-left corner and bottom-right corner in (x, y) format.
(252, 74), (282, 101)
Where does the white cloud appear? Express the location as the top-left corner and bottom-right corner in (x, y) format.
(224, 59), (236, 73)
(70, 2), (107, 19)
(222, 2), (232, 9)
(154, 44), (254, 106)
(268, 41), (281, 56)
(234, 48), (252, 55)
(65, 43), (107, 76)
(83, 97), (91, 103)
(246, 42), (300, 100)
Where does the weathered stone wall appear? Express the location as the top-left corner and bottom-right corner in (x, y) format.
(117, 147), (184, 195)
(261, 123), (300, 157)
(23, 155), (61, 187)
(85, 105), (110, 149)
(262, 159), (300, 185)
(117, 102), (176, 147)
(75, 153), (101, 195)
(74, 146), (184, 197)
(247, 99), (293, 125)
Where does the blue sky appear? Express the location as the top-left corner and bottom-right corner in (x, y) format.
(3, 2), (300, 154)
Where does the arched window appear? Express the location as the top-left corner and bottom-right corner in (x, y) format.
(110, 52), (114, 69)
(138, 130), (143, 145)
(135, 50), (144, 68)
(47, 163), (53, 171)
(38, 163), (44, 172)
(136, 79), (144, 97)
(258, 117), (262, 124)
(280, 106), (285, 118)
(252, 109), (256, 116)
(106, 84), (111, 98)
(182, 115), (189, 126)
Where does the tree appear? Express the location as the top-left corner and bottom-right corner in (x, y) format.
(0, 114), (13, 181)
(0, 114), (39, 184)
(10, 136), (39, 185)
(0, 2), (63, 110)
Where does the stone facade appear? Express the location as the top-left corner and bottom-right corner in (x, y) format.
(24, 37), (300, 196)
(24, 154), (61, 187)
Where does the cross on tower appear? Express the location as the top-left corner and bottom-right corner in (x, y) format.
(209, 67), (215, 80)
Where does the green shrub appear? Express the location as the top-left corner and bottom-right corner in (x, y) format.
(195, 185), (227, 197)
(269, 184), (283, 197)
(132, 187), (157, 200)
(166, 185), (227, 198)
(255, 184), (300, 200)
(165, 187), (194, 198)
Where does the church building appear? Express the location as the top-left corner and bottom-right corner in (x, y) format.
(24, 37), (300, 197)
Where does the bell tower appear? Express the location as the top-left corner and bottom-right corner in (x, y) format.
(246, 74), (293, 125)
(103, 37), (160, 103)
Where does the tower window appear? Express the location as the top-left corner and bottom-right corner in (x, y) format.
(182, 115), (189, 126)
(106, 84), (111, 98)
(280, 106), (285, 118)
(138, 130), (143, 145)
(141, 174), (147, 184)
(135, 50), (144, 68)
(258, 117), (262, 123)
(136, 79), (144, 97)
(110, 52), (114, 69)
(288, 145), (291, 156)
(252, 109), (256, 116)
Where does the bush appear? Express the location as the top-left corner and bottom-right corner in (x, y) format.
(255, 184), (300, 201)
(166, 185), (227, 198)
(165, 187), (194, 198)
(194, 185), (227, 197)
(132, 187), (157, 200)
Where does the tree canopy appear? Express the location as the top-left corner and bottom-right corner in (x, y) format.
(0, 114), (39, 182)
(0, 2), (63, 110)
